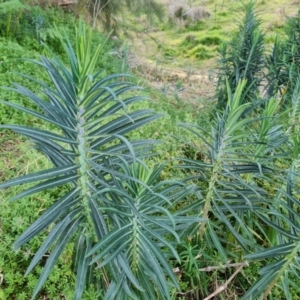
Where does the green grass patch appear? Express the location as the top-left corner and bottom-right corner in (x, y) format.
(185, 44), (216, 59)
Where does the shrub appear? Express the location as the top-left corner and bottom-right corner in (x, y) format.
(178, 80), (300, 299)
(0, 24), (202, 299)
(216, 1), (265, 107)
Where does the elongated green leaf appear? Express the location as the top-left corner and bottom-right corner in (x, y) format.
(0, 100), (77, 133)
(96, 246), (127, 270)
(41, 57), (76, 106)
(33, 144), (74, 168)
(104, 280), (123, 300)
(142, 225), (179, 261)
(45, 90), (77, 125)
(90, 73), (133, 90)
(242, 270), (278, 300)
(206, 221), (228, 262)
(89, 225), (132, 264)
(104, 139), (159, 155)
(74, 235), (93, 300)
(25, 216), (71, 275)
(91, 114), (162, 149)
(88, 220), (131, 251)
(32, 215), (83, 299)
(14, 188), (80, 248)
(89, 109), (156, 136)
(0, 125), (77, 145)
(259, 259), (287, 275)
(116, 254), (143, 291)
(2, 84), (76, 125)
(139, 231), (177, 295)
(134, 262), (156, 299)
(85, 95), (145, 120)
(0, 164), (77, 189)
(88, 196), (108, 238)
(10, 174), (79, 202)
(246, 242), (295, 260)
(256, 213), (299, 240)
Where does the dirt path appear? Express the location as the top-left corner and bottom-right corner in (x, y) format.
(124, 39), (218, 107)
(119, 0), (300, 107)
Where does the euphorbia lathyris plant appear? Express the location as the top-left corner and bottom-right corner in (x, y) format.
(0, 25), (202, 300)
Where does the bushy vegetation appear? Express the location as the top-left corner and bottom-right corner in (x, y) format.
(1, 1), (300, 299)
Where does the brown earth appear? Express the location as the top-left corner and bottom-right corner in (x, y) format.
(127, 49), (217, 103)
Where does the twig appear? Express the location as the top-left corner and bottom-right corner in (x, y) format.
(203, 263), (248, 300)
(199, 261), (249, 272)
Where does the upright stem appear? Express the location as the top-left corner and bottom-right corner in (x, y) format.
(77, 106), (94, 236)
(198, 136), (225, 238)
(263, 241), (300, 299)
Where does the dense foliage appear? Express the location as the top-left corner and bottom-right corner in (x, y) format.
(1, 1), (300, 299)
(217, 2), (265, 107)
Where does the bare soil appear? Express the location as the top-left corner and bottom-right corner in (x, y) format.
(122, 0), (300, 105)
(123, 32), (218, 107)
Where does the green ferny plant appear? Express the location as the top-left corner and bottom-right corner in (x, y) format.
(0, 25), (203, 299)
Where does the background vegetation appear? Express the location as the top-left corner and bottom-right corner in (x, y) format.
(1, 0), (300, 299)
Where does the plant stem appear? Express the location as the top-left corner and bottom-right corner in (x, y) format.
(77, 106), (94, 236)
(198, 141), (224, 238)
(263, 241), (300, 299)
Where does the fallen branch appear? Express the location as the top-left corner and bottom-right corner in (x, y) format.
(199, 261), (249, 272)
(203, 262), (248, 300)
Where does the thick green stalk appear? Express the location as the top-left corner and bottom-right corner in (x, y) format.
(198, 139), (225, 238)
(130, 216), (140, 274)
(77, 106), (94, 236)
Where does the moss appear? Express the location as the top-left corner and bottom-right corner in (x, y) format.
(185, 44), (215, 60)
(179, 33), (222, 51)
(199, 35), (222, 46)
(179, 34), (198, 49)
(185, 20), (206, 31)
(217, 11), (228, 17)
(211, 25), (222, 30)
(265, 33), (278, 44)
(163, 46), (179, 57)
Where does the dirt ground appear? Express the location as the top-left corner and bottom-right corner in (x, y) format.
(120, 0), (300, 105)
(126, 48), (217, 104)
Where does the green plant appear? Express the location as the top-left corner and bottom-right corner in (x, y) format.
(281, 10), (300, 102)
(179, 80), (267, 252)
(216, 1), (265, 108)
(265, 9), (300, 104)
(176, 241), (203, 299)
(264, 37), (287, 97)
(0, 137), (76, 299)
(0, 0), (27, 38)
(177, 79), (300, 298)
(0, 24), (203, 299)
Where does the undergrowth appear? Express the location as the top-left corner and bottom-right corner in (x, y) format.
(1, 1), (300, 299)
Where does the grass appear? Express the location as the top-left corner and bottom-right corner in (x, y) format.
(0, 7), (127, 299)
(1, 1), (300, 299)
(0, 135), (75, 299)
(119, 0), (299, 106)
(126, 0), (298, 72)
(0, 10), (205, 299)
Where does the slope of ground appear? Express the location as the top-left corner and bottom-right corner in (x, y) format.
(120, 0), (299, 104)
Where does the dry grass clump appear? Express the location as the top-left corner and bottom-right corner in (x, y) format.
(167, 1), (210, 28)
(187, 6), (211, 21)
